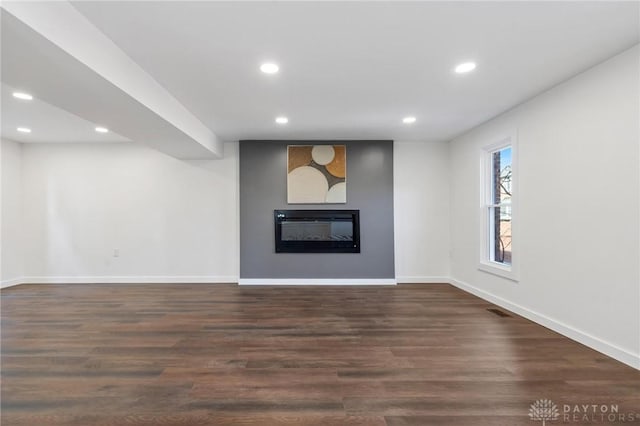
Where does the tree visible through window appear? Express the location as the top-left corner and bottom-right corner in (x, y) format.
(489, 146), (512, 265)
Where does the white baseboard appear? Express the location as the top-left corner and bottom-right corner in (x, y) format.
(1, 277), (26, 289)
(449, 277), (640, 370)
(396, 276), (450, 284)
(12, 276), (238, 284)
(238, 278), (397, 285)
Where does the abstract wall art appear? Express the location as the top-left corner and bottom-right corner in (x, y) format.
(287, 145), (346, 203)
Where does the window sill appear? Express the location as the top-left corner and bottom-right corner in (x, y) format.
(478, 261), (519, 282)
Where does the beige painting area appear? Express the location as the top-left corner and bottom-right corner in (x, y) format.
(287, 145), (346, 203)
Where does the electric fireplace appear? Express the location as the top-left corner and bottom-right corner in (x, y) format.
(274, 210), (360, 253)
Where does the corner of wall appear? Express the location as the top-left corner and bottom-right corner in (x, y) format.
(1, 277), (25, 289)
(448, 276), (640, 370)
(1, 138), (25, 284)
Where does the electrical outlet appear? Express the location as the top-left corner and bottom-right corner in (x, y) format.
(113, 249), (120, 258)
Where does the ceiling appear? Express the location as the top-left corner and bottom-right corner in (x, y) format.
(1, 1), (639, 155)
(2, 83), (130, 144)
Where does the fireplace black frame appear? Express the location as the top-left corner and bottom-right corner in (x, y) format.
(274, 209), (360, 253)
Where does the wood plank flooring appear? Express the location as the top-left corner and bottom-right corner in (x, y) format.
(1, 283), (638, 425)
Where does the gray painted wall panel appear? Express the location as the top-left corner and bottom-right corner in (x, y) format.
(239, 140), (394, 279)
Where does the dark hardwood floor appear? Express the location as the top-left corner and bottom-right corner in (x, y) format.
(1, 283), (638, 425)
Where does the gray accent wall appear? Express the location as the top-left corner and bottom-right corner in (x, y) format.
(239, 140), (394, 279)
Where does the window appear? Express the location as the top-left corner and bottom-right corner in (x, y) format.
(480, 137), (517, 280)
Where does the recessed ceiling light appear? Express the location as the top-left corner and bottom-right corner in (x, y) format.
(95, 126), (109, 133)
(260, 63), (279, 74)
(455, 62), (477, 74)
(17, 127), (31, 133)
(402, 116), (416, 124)
(275, 116), (288, 124)
(13, 92), (33, 101)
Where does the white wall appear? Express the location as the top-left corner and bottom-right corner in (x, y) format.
(394, 141), (450, 282)
(19, 141), (238, 282)
(1, 138), (24, 286)
(8, 138), (453, 286)
(449, 45), (640, 368)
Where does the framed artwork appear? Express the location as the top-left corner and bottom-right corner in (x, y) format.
(287, 145), (346, 203)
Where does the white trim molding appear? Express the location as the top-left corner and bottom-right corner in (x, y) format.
(239, 278), (397, 286)
(396, 276), (450, 284)
(478, 131), (519, 282)
(9, 276), (238, 285)
(1, 277), (26, 289)
(449, 277), (640, 371)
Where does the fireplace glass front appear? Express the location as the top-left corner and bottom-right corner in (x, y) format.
(274, 210), (360, 253)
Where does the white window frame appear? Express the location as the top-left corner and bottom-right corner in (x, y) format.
(479, 133), (519, 282)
